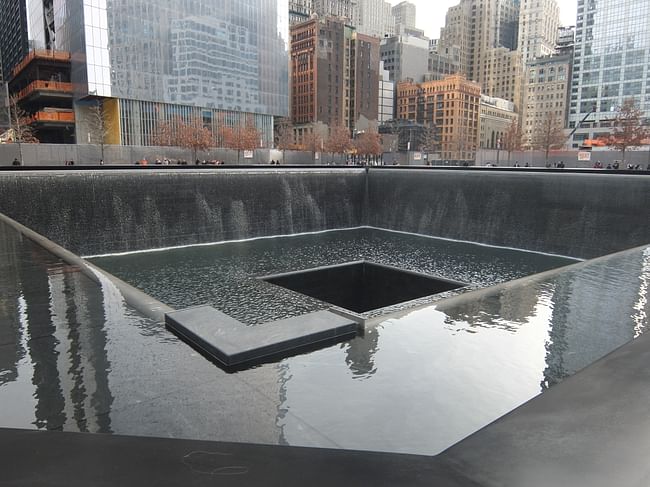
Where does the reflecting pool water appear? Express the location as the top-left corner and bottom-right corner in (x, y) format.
(89, 228), (578, 323)
(1, 222), (648, 455)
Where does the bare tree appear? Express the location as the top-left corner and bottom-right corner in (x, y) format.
(532, 113), (566, 167)
(325, 124), (353, 159)
(502, 121), (523, 162)
(87, 100), (113, 162)
(421, 124), (438, 157)
(8, 95), (38, 164)
(606, 98), (650, 165)
(451, 125), (472, 162)
(223, 119), (260, 164)
(301, 131), (324, 164)
(178, 117), (213, 162)
(354, 131), (382, 164)
(151, 119), (176, 147)
(275, 117), (297, 162)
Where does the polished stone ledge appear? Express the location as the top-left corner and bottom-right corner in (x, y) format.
(165, 306), (358, 367)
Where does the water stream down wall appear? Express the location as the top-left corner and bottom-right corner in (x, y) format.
(0, 168), (648, 258)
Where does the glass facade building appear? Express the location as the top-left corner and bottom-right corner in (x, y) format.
(26, 0), (289, 145)
(568, 0), (650, 147)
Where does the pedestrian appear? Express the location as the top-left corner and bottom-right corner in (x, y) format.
(12, 157), (21, 166)
(99, 159), (104, 165)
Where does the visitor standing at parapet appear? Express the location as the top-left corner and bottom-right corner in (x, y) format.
(12, 158), (20, 166)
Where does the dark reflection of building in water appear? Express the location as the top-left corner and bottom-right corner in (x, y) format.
(344, 330), (379, 379)
(2, 228), (115, 433)
(0, 224), (24, 387)
(441, 283), (542, 333)
(543, 251), (649, 389)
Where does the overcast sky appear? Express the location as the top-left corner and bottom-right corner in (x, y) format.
(389, 0), (578, 40)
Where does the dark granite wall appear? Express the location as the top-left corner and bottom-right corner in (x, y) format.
(366, 169), (650, 259)
(0, 170), (366, 255)
(0, 169), (648, 258)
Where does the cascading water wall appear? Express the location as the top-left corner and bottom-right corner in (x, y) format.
(0, 168), (648, 259)
(366, 169), (650, 259)
(0, 169), (367, 255)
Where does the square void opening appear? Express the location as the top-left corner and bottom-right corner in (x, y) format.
(262, 261), (466, 314)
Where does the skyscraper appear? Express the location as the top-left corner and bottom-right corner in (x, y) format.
(2, 0), (290, 146)
(392, 1), (416, 34)
(0, 0), (29, 81)
(567, 0), (650, 147)
(0, 51), (10, 131)
(518, 0), (560, 64)
(438, 0), (520, 103)
(356, 0), (394, 39)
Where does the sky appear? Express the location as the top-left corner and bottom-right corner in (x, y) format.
(389, 0), (578, 40)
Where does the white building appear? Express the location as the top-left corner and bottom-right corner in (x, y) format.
(357, 0), (395, 38)
(392, 1), (416, 33)
(479, 94), (518, 149)
(378, 61), (394, 122)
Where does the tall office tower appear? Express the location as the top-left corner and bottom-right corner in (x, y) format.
(392, 1), (416, 34)
(0, 51), (9, 131)
(290, 16), (380, 138)
(0, 0), (30, 81)
(2, 0), (290, 146)
(518, 0), (560, 63)
(356, 0), (394, 39)
(568, 0), (650, 148)
(312, 0), (359, 24)
(439, 0), (520, 103)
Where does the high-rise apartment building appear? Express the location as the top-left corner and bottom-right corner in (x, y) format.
(522, 54), (571, 148)
(567, 0), (650, 147)
(517, 0), (560, 64)
(356, 0), (394, 39)
(392, 1), (416, 34)
(290, 16), (380, 138)
(1, 0), (290, 146)
(396, 74), (480, 160)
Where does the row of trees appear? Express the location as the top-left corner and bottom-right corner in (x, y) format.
(275, 119), (382, 162)
(6, 94), (648, 165)
(497, 98), (650, 165)
(149, 116), (261, 163)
